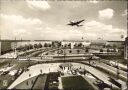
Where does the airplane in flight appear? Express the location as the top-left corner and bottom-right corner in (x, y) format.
(67, 19), (85, 27)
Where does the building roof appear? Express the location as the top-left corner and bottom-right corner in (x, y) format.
(107, 41), (124, 43)
(0, 40), (30, 42)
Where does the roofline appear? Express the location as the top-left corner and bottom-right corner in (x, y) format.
(0, 40), (30, 42)
(107, 41), (125, 42)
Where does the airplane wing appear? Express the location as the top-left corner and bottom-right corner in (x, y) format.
(78, 19), (85, 23)
(77, 24), (83, 27)
(75, 19), (85, 25)
(67, 23), (73, 26)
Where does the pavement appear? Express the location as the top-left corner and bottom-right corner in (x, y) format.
(96, 61), (127, 79)
(109, 61), (127, 70)
(8, 62), (122, 89)
(58, 77), (63, 90)
(0, 48), (45, 59)
(8, 63), (60, 89)
(72, 63), (120, 89)
(0, 52), (18, 58)
(0, 65), (15, 72)
(85, 61), (127, 90)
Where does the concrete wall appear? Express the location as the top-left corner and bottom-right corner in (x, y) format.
(1, 41), (12, 55)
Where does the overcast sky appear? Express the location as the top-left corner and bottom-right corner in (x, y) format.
(0, 0), (127, 41)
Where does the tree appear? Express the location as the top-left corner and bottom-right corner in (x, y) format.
(60, 50), (63, 54)
(69, 50), (72, 53)
(120, 50), (124, 56)
(64, 44), (67, 48)
(113, 44), (117, 49)
(38, 43), (42, 48)
(103, 44), (106, 48)
(113, 48), (117, 52)
(16, 46), (24, 51)
(106, 44), (111, 48)
(58, 41), (62, 47)
(78, 43), (82, 47)
(100, 49), (103, 52)
(34, 44), (38, 49)
(24, 44), (29, 51)
(107, 48), (110, 52)
(68, 43), (71, 49)
(57, 50), (60, 56)
(73, 43), (77, 48)
(48, 44), (51, 47)
(76, 49), (80, 54)
(85, 48), (89, 53)
(28, 44), (33, 49)
(44, 43), (48, 47)
(52, 41), (55, 47)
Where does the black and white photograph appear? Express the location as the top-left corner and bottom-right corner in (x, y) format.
(0, 0), (128, 90)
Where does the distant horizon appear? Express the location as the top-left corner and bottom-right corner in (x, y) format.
(0, 38), (125, 42)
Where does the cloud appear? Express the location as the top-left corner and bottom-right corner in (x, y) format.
(83, 20), (126, 40)
(40, 20), (126, 41)
(89, 0), (99, 4)
(99, 8), (114, 19)
(0, 14), (42, 26)
(13, 29), (31, 36)
(0, 13), (83, 40)
(0, 13), (126, 41)
(41, 26), (84, 40)
(0, 14), (43, 39)
(122, 9), (127, 16)
(26, 0), (50, 10)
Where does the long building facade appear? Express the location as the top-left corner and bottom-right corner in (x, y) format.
(0, 40), (30, 55)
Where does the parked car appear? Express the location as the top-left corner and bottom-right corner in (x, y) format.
(1, 71), (9, 75)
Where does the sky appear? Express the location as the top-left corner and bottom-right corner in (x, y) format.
(0, 0), (127, 41)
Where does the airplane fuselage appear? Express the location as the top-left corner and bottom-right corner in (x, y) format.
(67, 19), (84, 27)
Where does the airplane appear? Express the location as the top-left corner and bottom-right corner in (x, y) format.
(67, 19), (85, 27)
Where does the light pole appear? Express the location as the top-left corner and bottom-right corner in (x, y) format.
(124, 37), (128, 89)
(115, 61), (119, 79)
(14, 37), (18, 59)
(126, 2), (128, 89)
(126, 9), (128, 88)
(126, 37), (128, 88)
(126, 7), (128, 87)
(63, 48), (66, 62)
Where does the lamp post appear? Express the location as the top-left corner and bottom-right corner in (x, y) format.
(123, 37), (128, 89)
(115, 61), (119, 79)
(126, 2), (128, 89)
(126, 37), (128, 88)
(63, 48), (66, 62)
(126, 8), (128, 88)
(126, 10), (128, 88)
(14, 37), (18, 59)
